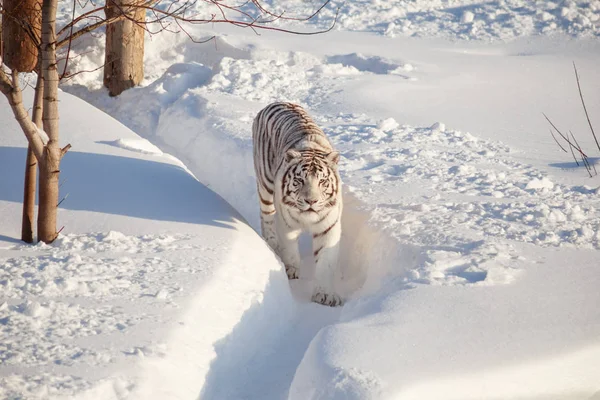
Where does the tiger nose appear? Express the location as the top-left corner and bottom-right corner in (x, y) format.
(306, 199), (318, 205)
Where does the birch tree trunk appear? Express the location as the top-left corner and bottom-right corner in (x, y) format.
(21, 147), (38, 242)
(38, 0), (61, 243)
(103, 0), (145, 96)
(21, 73), (43, 243)
(1, 0), (43, 242)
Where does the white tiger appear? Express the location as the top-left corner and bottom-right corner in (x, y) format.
(252, 102), (343, 307)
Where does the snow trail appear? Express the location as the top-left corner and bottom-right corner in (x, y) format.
(116, 112), (413, 399)
(63, 56), (419, 398)
(200, 302), (339, 400)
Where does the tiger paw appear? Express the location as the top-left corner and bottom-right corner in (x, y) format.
(285, 265), (299, 280)
(312, 291), (343, 307)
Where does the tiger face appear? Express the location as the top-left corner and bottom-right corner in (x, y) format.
(281, 149), (340, 214)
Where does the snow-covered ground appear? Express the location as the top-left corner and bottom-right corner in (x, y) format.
(2, 0), (600, 399)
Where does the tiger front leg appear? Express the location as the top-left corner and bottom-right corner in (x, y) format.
(260, 211), (278, 254)
(259, 191), (278, 254)
(312, 222), (343, 307)
(275, 215), (302, 280)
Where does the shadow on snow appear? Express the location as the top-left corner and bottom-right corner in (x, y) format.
(0, 146), (240, 230)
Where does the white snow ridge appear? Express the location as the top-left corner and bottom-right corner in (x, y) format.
(2, 0), (600, 399)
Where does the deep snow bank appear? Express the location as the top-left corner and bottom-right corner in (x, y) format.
(289, 246), (600, 400)
(0, 91), (296, 399)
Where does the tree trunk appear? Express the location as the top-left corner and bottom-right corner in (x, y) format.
(3, 0), (43, 242)
(38, 0), (61, 244)
(21, 147), (38, 242)
(21, 72), (43, 243)
(103, 0), (145, 97)
(1, 0), (42, 72)
(1, 0), (70, 244)
(37, 143), (61, 242)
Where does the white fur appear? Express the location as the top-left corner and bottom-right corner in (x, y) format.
(253, 103), (343, 306)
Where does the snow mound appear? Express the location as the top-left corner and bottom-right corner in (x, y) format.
(99, 139), (164, 155)
(377, 118), (400, 132)
(290, 251), (600, 399)
(525, 177), (555, 190)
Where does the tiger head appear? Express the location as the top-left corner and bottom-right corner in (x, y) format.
(281, 149), (340, 213)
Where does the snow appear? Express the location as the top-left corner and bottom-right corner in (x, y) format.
(2, 0), (600, 399)
(290, 249), (600, 400)
(526, 177), (555, 190)
(0, 93), (297, 399)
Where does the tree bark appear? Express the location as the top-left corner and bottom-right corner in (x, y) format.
(21, 146), (38, 242)
(3, 0), (44, 242)
(38, 0), (61, 243)
(103, 0), (145, 96)
(1, 0), (42, 72)
(21, 72), (43, 243)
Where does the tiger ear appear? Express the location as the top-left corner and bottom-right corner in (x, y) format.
(285, 149), (302, 162)
(327, 151), (340, 165)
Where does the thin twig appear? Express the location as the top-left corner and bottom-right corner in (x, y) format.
(59, 62), (106, 82)
(570, 130), (596, 176)
(550, 128), (567, 153)
(573, 131), (599, 176)
(57, 193), (69, 207)
(573, 62), (599, 153)
(582, 155), (592, 177)
(60, 0), (79, 80)
(60, 143), (72, 157)
(543, 112), (588, 158)
(567, 131), (579, 166)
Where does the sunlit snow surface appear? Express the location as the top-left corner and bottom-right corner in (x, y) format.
(1, 0), (600, 399)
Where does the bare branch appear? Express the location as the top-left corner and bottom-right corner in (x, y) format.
(60, 0), (79, 79)
(56, 6), (108, 37)
(130, 4), (338, 35)
(59, 58), (106, 82)
(57, 12), (128, 48)
(573, 62), (599, 153)
(566, 130), (579, 166)
(54, 0), (337, 52)
(543, 112), (588, 158)
(570, 130), (597, 176)
(0, 68), (45, 160)
(60, 143), (72, 157)
(549, 128), (567, 153)
(251, 0), (333, 23)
